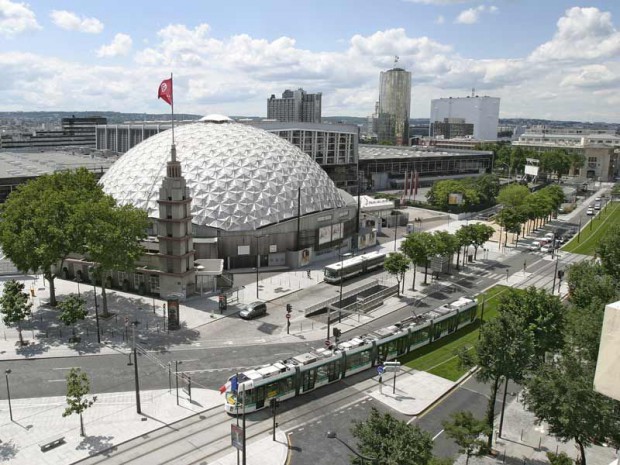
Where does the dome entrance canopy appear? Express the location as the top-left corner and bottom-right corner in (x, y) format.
(100, 121), (346, 232)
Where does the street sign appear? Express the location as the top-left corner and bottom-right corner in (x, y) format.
(383, 361), (401, 372)
(325, 339), (331, 347)
(376, 366), (385, 376)
(231, 424), (243, 451)
(285, 313), (291, 319)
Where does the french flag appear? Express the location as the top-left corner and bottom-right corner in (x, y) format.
(219, 375), (238, 394)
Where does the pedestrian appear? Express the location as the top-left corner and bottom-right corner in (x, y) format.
(307, 269), (311, 279)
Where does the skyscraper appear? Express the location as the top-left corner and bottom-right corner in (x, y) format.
(377, 68), (411, 146)
(267, 88), (322, 123)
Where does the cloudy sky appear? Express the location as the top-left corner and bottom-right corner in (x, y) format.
(1, 0), (619, 122)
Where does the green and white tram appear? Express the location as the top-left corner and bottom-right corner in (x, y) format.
(323, 251), (387, 284)
(223, 296), (478, 414)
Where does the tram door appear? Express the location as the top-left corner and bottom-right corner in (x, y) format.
(302, 369), (317, 392)
(254, 386), (265, 410)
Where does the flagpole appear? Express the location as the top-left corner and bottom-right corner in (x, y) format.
(171, 73), (175, 146)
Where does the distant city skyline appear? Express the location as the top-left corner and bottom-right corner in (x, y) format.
(0, 0), (619, 122)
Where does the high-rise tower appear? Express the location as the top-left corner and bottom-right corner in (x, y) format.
(377, 68), (412, 146)
(267, 88), (322, 123)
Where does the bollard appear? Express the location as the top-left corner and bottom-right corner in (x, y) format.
(538, 437), (541, 450)
(503, 451), (506, 463)
(157, 323), (160, 333)
(520, 429), (523, 441)
(59, 328), (62, 338)
(555, 445), (558, 455)
(146, 322), (149, 330)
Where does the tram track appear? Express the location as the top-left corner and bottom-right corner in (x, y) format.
(74, 371), (376, 465)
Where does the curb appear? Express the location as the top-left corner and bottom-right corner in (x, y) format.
(413, 366), (478, 419)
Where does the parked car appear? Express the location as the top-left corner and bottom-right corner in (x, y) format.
(595, 203), (601, 210)
(239, 301), (267, 320)
(544, 232), (555, 240)
(595, 197), (601, 202)
(587, 208), (595, 216)
(540, 244), (554, 253)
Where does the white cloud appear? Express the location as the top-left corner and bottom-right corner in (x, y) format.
(435, 15), (445, 25)
(1, 10), (620, 123)
(455, 5), (497, 24)
(97, 33), (133, 57)
(50, 10), (103, 34)
(530, 7), (620, 62)
(560, 64), (620, 90)
(0, 0), (41, 37)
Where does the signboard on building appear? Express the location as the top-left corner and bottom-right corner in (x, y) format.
(318, 225), (332, 245)
(448, 193), (464, 205)
(237, 245), (250, 255)
(332, 223), (343, 240)
(167, 297), (180, 330)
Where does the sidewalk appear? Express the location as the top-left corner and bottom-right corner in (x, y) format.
(453, 391), (618, 465)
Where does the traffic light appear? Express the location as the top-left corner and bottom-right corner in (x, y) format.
(286, 304), (292, 313)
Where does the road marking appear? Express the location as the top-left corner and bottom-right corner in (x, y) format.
(52, 367), (79, 370)
(432, 429), (444, 440)
(47, 379), (65, 383)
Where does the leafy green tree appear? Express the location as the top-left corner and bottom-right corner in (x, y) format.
(455, 225), (473, 269)
(566, 261), (618, 310)
(384, 252), (409, 296)
(496, 184), (530, 209)
(351, 407), (434, 465)
(0, 169), (105, 306)
(523, 352), (620, 465)
(401, 232), (437, 288)
(63, 368), (97, 437)
(81, 201), (149, 317)
(495, 209), (522, 248)
(547, 452), (574, 465)
(0, 279), (32, 345)
(460, 312), (534, 449)
(426, 180), (480, 211)
(540, 149), (571, 182)
(596, 224), (620, 281)
(475, 174), (500, 205)
(567, 152), (585, 177)
(538, 185), (565, 213)
(432, 230), (459, 273)
(58, 294), (88, 340)
(498, 287), (565, 364)
(509, 146), (527, 175)
(470, 223), (495, 260)
(442, 411), (490, 465)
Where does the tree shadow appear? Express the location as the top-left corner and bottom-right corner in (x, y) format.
(76, 435), (115, 456)
(0, 440), (18, 462)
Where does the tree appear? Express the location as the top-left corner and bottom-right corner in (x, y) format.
(597, 224), (620, 281)
(475, 174), (500, 205)
(0, 279), (32, 346)
(470, 223), (495, 260)
(523, 352), (620, 465)
(81, 201), (149, 317)
(547, 452), (574, 465)
(432, 230), (459, 273)
(496, 184), (530, 209)
(401, 232), (436, 289)
(498, 287), (565, 363)
(443, 411), (490, 465)
(460, 312), (534, 449)
(426, 179), (480, 211)
(63, 368), (97, 437)
(540, 149), (571, 182)
(0, 169), (105, 306)
(455, 225), (473, 269)
(384, 252), (409, 296)
(351, 407), (434, 465)
(566, 261), (618, 310)
(58, 294), (88, 340)
(495, 209), (522, 248)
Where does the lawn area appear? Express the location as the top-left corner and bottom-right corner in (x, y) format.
(401, 285), (517, 381)
(562, 201), (620, 255)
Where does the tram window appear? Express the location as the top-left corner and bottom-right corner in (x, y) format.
(346, 350), (371, 370)
(317, 364), (328, 381)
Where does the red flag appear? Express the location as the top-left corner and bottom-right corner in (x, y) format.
(158, 78), (173, 106)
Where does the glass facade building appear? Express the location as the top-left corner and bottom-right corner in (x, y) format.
(377, 68), (411, 146)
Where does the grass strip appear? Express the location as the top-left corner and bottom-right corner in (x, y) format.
(402, 285), (516, 381)
(562, 202), (620, 255)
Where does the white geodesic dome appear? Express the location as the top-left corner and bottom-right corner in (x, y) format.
(99, 116), (346, 232)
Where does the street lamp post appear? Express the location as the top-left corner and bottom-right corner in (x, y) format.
(88, 266), (101, 344)
(5, 369), (13, 422)
(175, 360), (183, 405)
(326, 431), (378, 465)
(338, 252), (352, 324)
(393, 212), (399, 252)
(255, 234), (268, 300)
